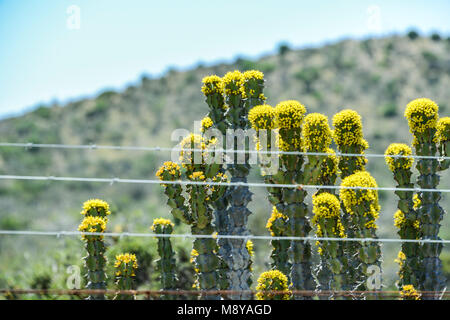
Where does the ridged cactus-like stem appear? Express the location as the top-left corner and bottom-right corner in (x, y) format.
(385, 143), (421, 288)
(275, 100), (314, 299)
(78, 215), (107, 300)
(220, 70), (265, 299)
(151, 218), (178, 299)
(201, 75), (230, 290)
(332, 110), (369, 293)
(266, 207), (291, 277)
(340, 171), (382, 298)
(256, 270), (292, 300)
(437, 117), (450, 171)
(157, 134), (227, 299)
(312, 193), (347, 299)
(113, 253), (138, 300)
(301, 113), (338, 295)
(404, 98), (446, 298)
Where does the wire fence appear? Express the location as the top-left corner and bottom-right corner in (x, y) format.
(1, 141), (449, 160)
(1, 174), (449, 193)
(1, 229), (450, 244)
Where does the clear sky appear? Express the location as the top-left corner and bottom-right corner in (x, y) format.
(1, 0), (449, 118)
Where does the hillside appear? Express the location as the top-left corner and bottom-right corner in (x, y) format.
(1, 34), (450, 290)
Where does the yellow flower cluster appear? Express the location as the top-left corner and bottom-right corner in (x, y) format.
(393, 210), (420, 230)
(212, 172), (228, 182)
(78, 216), (106, 240)
(248, 104), (277, 130)
(404, 98), (439, 134)
(395, 250), (406, 267)
(277, 135), (302, 152)
(340, 171), (380, 229)
(189, 171), (206, 181)
(312, 193), (345, 239)
(318, 148), (339, 179)
(312, 192), (341, 219)
(179, 133), (208, 166)
(200, 116), (213, 133)
(413, 194), (421, 210)
(275, 100), (306, 129)
(114, 253), (138, 276)
(201, 75), (224, 96)
(302, 113), (332, 152)
(243, 70), (264, 81)
(384, 143), (414, 172)
(436, 117), (450, 142)
(81, 199), (111, 218)
(332, 109), (364, 147)
(190, 248), (199, 259)
(246, 240), (254, 257)
(156, 161), (181, 181)
(266, 207), (288, 236)
(150, 218), (175, 232)
(223, 70), (244, 96)
(256, 270), (291, 300)
(400, 285), (421, 300)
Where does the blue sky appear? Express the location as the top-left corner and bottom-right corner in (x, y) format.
(1, 0), (449, 118)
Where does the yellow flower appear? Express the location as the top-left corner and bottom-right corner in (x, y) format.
(332, 109), (364, 147)
(436, 117), (450, 142)
(395, 250), (406, 266)
(189, 171), (206, 181)
(81, 199), (111, 218)
(302, 113), (332, 152)
(317, 148), (339, 179)
(222, 70), (244, 96)
(201, 75), (224, 96)
(404, 98), (439, 134)
(156, 161), (181, 181)
(400, 285), (421, 300)
(179, 133), (209, 168)
(200, 116), (214, 133)
(413, 194), (421, 210)
(339, 171), (380, 228)
(384, 143), (414, 171)
(266, 207), (288, 236)
(248, 104), (277, 130)
(190, 248), (199, 264)
(312, 193), (345, 239)
(256, 270), (291, 300)
(275, 100), (306, 129)
(114, 253), (138, 277)
(246, 240), (254, 257)
(243, 70), (264, 81)
(151, 218), (174, 232)
(78, 216), (107, 240)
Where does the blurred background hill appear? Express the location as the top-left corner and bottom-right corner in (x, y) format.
(1, 31), (450, 295)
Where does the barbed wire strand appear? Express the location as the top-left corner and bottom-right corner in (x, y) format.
(0, 174), (449, 193)
(1, 229), (450, 244)
(0, 288), (447, 298)
(0, 142), (449, 160)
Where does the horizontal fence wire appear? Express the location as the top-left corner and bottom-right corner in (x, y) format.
(1, 229), (450, 244)
(0, 174), (449, 193)
(0, 142), (449, 160)
(0, 289), (447, 298)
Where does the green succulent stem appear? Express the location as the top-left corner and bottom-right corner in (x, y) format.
(279, 152), (314, 300)
(83, 235), (107, 300)
(154, 224), (178, 300)
(391, 166), (421, 288)
(414, 128), (446, 298)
